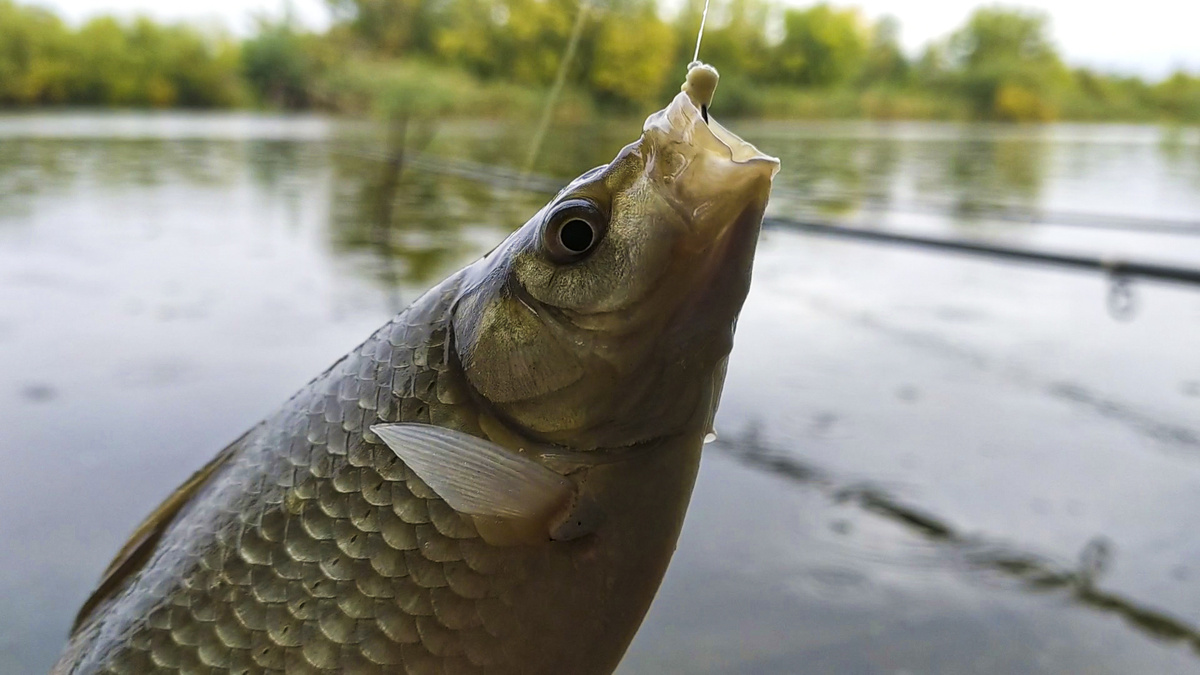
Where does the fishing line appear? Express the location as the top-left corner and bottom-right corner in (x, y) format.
(692, 0), (712, 64)
(524, 0), (591, 176)
(687, 0), (714, 122)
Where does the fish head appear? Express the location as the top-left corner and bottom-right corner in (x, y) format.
(453, 74), (779, 449)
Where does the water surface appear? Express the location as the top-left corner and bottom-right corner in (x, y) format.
(1, 112), (1198, 674)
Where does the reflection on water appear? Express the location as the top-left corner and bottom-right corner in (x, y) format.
(712, 428), (1200, 656)
(942, 136), (1046, 216)
(326, 147), (543, 294)
(1, 113), (1199, 674)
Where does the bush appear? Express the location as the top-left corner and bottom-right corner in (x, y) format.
(321, 59), (585, 121)
(242, 19), (319, 109)
(943, 7), (1068, 121)
(2, 0), (1199, 122)
(0, 1), (242, 108)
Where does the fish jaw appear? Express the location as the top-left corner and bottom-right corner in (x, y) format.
(637, 90), (778, 359)
(642, 88), (779, 250)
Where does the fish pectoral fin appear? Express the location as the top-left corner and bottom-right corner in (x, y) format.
(371, 423), (585, 544)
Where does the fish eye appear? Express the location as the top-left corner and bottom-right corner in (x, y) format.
(543, 198), (607, 263)
(560, 219), (594, 252)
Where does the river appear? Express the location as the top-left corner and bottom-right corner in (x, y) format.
(1, 112), (1198, 673)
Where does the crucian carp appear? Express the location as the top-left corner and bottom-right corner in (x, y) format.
(55, 62), (779, 675)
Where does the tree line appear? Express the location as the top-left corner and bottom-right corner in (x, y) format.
(1, 0), (1197, 122)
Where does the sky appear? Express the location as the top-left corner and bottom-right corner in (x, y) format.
(35, 0), (1200, 77)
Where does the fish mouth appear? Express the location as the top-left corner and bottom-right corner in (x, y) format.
(642, 87), (779, 245)
(643, 87), (780, 182)
(640, 84), (778, 349)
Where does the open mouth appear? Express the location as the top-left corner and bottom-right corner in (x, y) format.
(642, 63), (780, 177)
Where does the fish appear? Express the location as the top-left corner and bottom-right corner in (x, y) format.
(54, 63), (779, 675)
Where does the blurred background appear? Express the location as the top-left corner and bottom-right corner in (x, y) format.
(1, 0), (1199, 673)
(2, 0), (1200, 120)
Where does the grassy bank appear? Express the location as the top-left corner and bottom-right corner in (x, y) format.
(1, 0), (1198, 124)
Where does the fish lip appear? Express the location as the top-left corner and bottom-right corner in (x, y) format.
(643, 90), (780, 176)
(641, 89), (778, 241)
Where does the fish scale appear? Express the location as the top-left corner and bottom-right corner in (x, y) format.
(59, 275), (527, 674)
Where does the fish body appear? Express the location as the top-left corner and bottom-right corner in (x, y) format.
(55, 65), (778, 675)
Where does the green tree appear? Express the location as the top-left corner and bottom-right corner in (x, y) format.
(913, 42), (948, 88)
(242, 14), (318, 108)
(326, 0), (444, 56)
(1153, 71), (1200, 122)
(497, 0), (578, 85)
(432, 0), (507, 79)
(861, 15), (908, 86)
(588, 3), (676, 108)
(70, 17), (136, 104)
(945, 6), (1067, 120)
(775, 3), (868, 87)
(696, 0), (772, 79)
(0, 2), (240, 107)
(0, 0), (73, 104)
(3, 0), (1200, 122)
(429, 0), (579, 86)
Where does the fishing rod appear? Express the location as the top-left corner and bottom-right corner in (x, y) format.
(357, 145), (1200, 237)
(335, 146), (1200, 293)
(761, 216), (1200, 288)
(767, 185), (1200, 236)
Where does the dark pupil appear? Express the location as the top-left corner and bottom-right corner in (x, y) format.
(559, 219), (595, 253)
